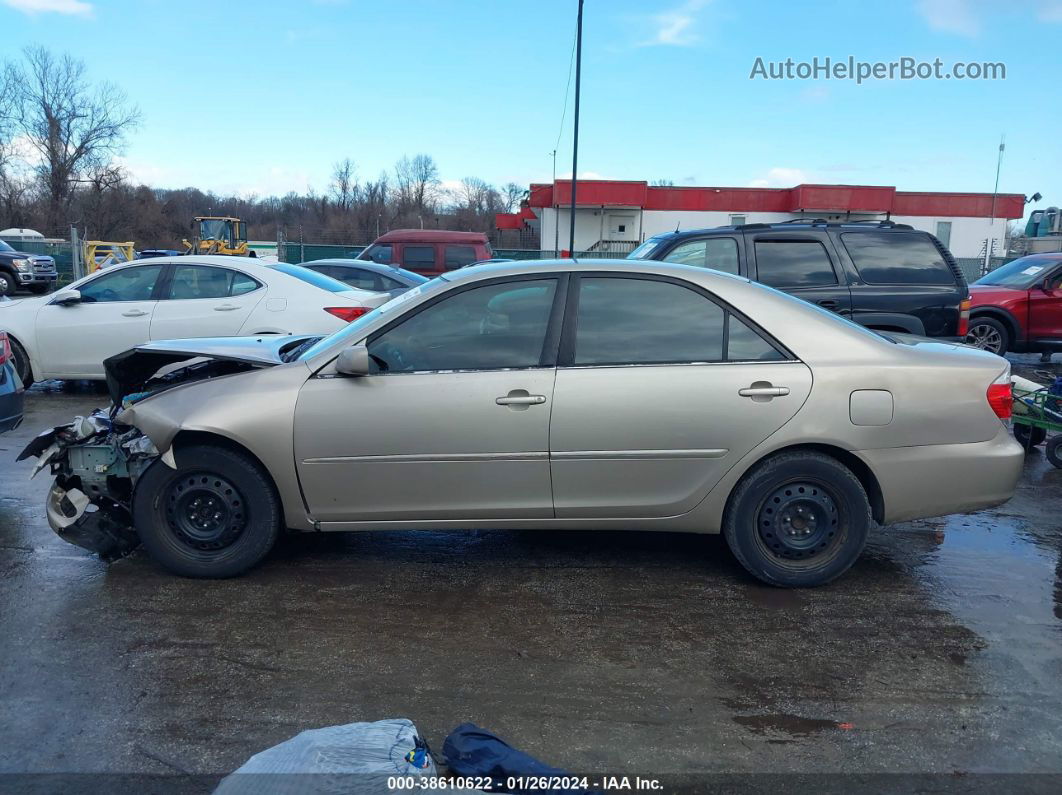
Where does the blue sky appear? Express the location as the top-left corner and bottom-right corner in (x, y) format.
(3, 0), (1060, 217)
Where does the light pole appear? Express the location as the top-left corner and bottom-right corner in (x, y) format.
(568, 0), (584, 257)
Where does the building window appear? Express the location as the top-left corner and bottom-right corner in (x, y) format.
(935, 221), (952, 249)
(730, 215), (747, 226)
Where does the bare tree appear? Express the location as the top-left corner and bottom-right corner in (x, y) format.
(500, 182), (525, 213)
(393, 153), (440, 217)
(650, 178), (674, 186)
(330, 157), (357, 210)
(6, 46), (140, 231)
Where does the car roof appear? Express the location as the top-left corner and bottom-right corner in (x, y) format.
(439, 257), (752, 286)
(649, 220), (922, 242)
(372, 229), (488, 244)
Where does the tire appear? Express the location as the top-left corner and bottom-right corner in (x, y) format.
(8, 337), (33, 388)
(1046, 436), (1062, 469)
(723, 451), (872, 588)
(1014, 423), (1047, 449)
(27, 283), (51, 295)
(965, 317), (1009, 355)
(0, 270), (14, 298)
(132, 444), (282, 578)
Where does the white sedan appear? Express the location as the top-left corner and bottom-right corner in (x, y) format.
(0, 255), (391, 385)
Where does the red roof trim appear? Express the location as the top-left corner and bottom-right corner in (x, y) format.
(522, 179), (1024, 219)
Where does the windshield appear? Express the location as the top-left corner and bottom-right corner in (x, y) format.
(975, 256), (1060, 289)
(627, 237), (667, 260)
(270, 263), (359, 293)
(0, 240), (14, 253)
(199, 219), (230, 241)
(297, 278), (446, 360)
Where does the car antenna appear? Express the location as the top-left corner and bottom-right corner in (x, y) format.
(675, 221), (681, 232)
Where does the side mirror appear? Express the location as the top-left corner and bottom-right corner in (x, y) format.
(52, 289), (82, 306)
(335, 344), (371, 377)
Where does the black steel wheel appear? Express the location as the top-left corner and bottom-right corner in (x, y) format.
(133, 444), (281, 578)
(756, 481), (841, 563)
(723, 451), (871, 587)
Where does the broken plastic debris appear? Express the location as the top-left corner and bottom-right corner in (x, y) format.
(47, 487), (91, 530)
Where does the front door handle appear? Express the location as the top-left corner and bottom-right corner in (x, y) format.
(817, 299), (840, 311)
(122, 309), (148, 317)
(496, 395), (546, 406)
(214, 304), (239, 312)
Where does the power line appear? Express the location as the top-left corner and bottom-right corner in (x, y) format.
(554, 19), (578, 154)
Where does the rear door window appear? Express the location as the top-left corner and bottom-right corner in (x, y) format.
(841, 231), (956, 285)
(444, 245), (478, 269)
(754, 240), (838, 288)
(402, 245), (436, 269)
(662, 238), (740, 274)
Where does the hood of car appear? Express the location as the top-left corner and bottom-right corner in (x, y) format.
(103, 335), (312, 405)
(969, 284), (1025, 305)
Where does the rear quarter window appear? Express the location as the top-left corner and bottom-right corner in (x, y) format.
(841, 231), (956, 285)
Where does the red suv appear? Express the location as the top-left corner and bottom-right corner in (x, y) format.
(966, 253), (1062, 357)
(357, 230), (493, 277)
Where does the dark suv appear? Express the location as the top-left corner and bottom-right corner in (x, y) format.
(628, 220), (969, 339)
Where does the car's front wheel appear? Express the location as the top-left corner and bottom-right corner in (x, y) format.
(965, 317), (1009, 355)
(132, 444), (282, 578)
(723, 451), (872, 588)
(0, 271), (14, 298)
(8, 337), (33, 388)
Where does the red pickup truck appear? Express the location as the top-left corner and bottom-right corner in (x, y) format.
(966, 253), (1062, 358)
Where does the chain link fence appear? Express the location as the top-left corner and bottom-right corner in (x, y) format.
(0, 237), (76, 283)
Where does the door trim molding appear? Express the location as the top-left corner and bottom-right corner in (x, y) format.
(550, 448), (729, 460)
(303, 451), (549, 464)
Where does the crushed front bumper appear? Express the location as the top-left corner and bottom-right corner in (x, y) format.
(46, 482), (139, 561)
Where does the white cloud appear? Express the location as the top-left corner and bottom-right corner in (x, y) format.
(747, 167), (808, 188)
(1039, 0), (1062, 20)
(2, 0), (93, 16)
(639, 0), (711, 47)
(916, 0), (982, 35)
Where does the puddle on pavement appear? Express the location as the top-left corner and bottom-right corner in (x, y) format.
(733, 713), (840, 740)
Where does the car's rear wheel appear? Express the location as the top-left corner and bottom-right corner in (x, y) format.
(8, 338), (33, 388)
(723, 451), (871, 588)
(1014, 423), (1047, 448)
(965, 317), (1009, 355)
(132, 444), (282, 578)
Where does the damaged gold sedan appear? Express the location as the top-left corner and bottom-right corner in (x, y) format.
(21, 260), (1025, 586)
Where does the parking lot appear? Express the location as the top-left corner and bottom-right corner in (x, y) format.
(0, 355), (1059, 789)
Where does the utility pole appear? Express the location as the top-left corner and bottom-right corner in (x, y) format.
(551, 149), (559, 255)
(69, 225), (82, 281)
(985, 134), (1005, 275)
(568, 0), (584, 257)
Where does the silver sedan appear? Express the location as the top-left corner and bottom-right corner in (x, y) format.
(31, 259), (1024, 586)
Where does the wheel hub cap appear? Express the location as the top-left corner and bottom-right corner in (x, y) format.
(166, 473), (246, 551)
(758, 482), (839, 560)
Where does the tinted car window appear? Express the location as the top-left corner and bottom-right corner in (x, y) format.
(754, 240), (837, 288)
(328, 267), (380, 291)
(444, 245), (477, 269)
(841, 232), (955, 285)
(368, 279), (557, 372)
(270, 263), (353, 293)
(361, 244), (393, 264)
(574, 278), (725, 365)
(727, 315), (784, 361)
(167, 265), (259, 299)
(377, 274), (406, 291)
(79, 265), (163, 302)
(402, 246), (436, 269)
(663, 238), (739, 274)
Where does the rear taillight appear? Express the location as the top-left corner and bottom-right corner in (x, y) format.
(324, 306), (370, 323)
(986, 380), (1012, 420)
(0, 333), (10, 367)
(958, 298), (971, 337)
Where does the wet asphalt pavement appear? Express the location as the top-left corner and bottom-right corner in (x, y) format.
(1, 357), (1061, 792)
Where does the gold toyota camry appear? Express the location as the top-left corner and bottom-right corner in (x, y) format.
(23, 259), (1024, 587)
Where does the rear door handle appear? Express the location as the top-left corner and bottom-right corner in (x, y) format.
(122, 309), (148, 317)
(739, 385), (790, 398)
(214, 304), (240, 312)
(496, 395), (546, 406)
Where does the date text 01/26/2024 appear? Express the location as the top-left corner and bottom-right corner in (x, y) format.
(387, 776), (664, 790)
